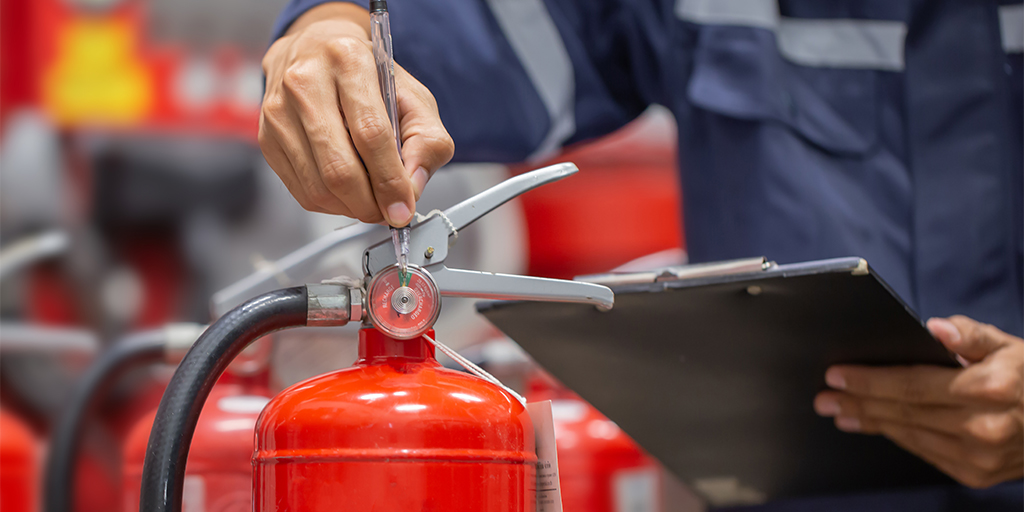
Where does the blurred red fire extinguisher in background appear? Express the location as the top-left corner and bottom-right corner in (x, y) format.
(43, 307), (289, 512)
(1, 408), (39, 512)
(43, 324), (204, 512)
(135, 164), (614, 512)
(475, 341), (663, 512)
(530, 375), (662, 512)
(122, 341), (272, 512)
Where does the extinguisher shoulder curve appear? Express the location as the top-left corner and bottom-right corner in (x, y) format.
(255, 363), (536, 463)
(123, 384), (268, 471)
(0, 409), (37, 512)
(123, 409), (159, 467)
(0, 408), (37, 467)
(545, 398), (650, 456)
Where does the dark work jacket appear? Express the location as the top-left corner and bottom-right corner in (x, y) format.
(273, 0), (1024, 509)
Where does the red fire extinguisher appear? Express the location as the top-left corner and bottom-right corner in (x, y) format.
(255, 327), (536, 510)
(136, 164), (615, 512)
(1, 407), (38, 512)
(122, 368), (271, 512)
(474, 343), (663, 512)
(529, 375), (661, 512)
(43, 324), (206, 512)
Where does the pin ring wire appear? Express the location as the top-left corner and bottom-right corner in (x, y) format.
(421, 332), (526, 406)
(414, 209), (458, 247)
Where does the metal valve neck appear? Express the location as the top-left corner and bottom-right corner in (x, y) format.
(357, 327), (436, 365)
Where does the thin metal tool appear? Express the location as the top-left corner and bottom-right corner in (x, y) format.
(370, 0), (411, 281)
(391, 226), (410, 285)
(370, 0), (401, 154)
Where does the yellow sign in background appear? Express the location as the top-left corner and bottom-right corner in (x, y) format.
(42, 18), (153, 125)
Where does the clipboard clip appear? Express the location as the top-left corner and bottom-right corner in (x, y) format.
(575, 257), (775, 286)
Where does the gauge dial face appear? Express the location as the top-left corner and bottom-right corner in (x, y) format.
(367, 265), (441, 339)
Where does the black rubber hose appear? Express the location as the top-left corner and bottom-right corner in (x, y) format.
(44, 330), (167, 512)
(139, 287), (307, 512)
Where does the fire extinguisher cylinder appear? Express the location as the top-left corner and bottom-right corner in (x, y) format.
(139, 285), (356, 512)
(253, 327), (537, 511)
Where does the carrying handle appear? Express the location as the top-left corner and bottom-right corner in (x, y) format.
(430, 267), (613, 311)
(363, 163), (578, 276)
(363, 162), (612, 310)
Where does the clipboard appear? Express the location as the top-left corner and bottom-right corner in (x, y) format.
(476, 257), (958, 505)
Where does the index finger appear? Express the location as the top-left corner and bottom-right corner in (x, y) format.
(827, 365), (966, 405)
(330, 38), (415, 226)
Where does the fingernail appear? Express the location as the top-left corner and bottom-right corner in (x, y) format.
(836, 417), (861, 432)
(927, 318), (961, 344)
(825, 368), (846, 390)
(814, 396), (841, 416)
(411, 166), (429, 198)
(387, 202), (412, 226)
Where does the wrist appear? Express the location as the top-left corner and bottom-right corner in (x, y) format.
(287, 2), (371, 38)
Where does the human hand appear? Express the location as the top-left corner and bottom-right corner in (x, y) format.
(260, 3), (454, 225)
(814, 315), (1024, 488)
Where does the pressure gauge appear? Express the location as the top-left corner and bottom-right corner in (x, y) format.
(366, 265), (441, 339)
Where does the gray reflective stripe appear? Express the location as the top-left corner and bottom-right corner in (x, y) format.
(778, 19), (905, 71)
(486, 0), (575, 160)
(1000, 4), (1024, 53)
(675, 0), (906, 70)
(675, 0), (778, 28)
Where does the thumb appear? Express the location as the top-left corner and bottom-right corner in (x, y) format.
(399, 123), (453, 200)
(395, 66), (454, 201)
(402, 134), (450, 201)
(928, 316), (1008, 364)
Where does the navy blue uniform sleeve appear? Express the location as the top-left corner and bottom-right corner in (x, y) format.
(271, 0), (659, 163)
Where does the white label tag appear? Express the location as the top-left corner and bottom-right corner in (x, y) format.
(217, 395), (271, 414)
(613, 466), (659, 512)
(527, 400), (562, 512)
(182, 475), (205, 512)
